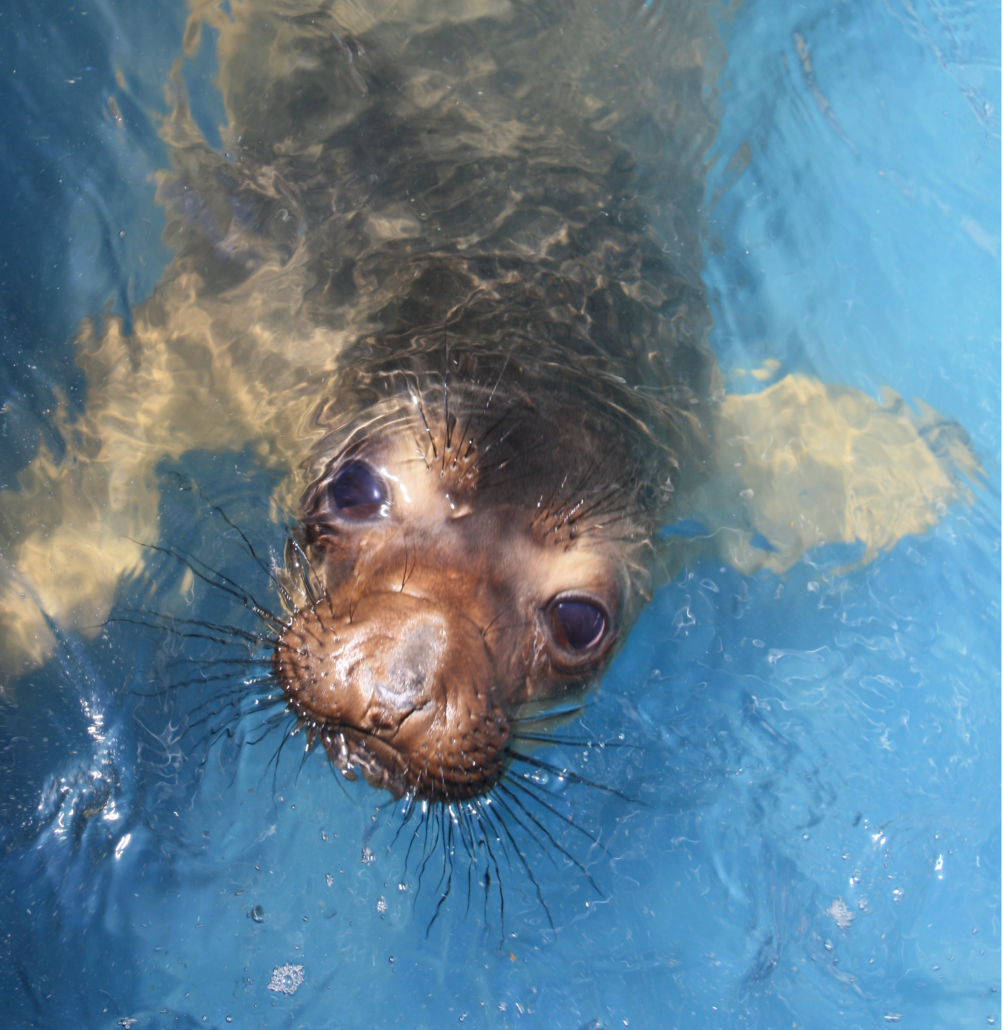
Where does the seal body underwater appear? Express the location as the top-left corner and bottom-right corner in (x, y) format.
(0, 0), (975, 812)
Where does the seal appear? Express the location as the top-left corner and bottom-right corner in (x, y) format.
(0, 0), (976, 819)
(275, 356), (703, 801)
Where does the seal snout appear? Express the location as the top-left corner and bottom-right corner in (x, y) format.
(275, 593), (510, 801)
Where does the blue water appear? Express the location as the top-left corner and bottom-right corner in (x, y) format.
(0, 1), (998, 1028)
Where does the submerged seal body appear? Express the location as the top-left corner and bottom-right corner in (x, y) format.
(0, 0), (974, 811)
(170, 0), (723, 801)
(220, 2), (722, 801)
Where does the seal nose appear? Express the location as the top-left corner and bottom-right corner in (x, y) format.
(382, 613), (448, 701)
(275, 592), (511, 800)
(276, 595), (444, 728)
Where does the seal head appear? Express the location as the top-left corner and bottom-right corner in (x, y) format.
(275, 380), (645, 802)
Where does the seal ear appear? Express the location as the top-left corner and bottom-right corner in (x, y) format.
(669, 373), (980, 577)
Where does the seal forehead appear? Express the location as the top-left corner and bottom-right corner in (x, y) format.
(375, 430), (627, 582)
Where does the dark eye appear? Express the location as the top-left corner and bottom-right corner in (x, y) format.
(328, 463), (386, 519)
(551, 599), (606, 651)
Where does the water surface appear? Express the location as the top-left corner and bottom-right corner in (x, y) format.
(0, 1), (998, 1028)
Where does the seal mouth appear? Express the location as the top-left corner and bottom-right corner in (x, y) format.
(307, 722), (409, 796)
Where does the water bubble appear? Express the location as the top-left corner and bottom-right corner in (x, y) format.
(892, 888), (904, 903)
(530, 770), (549, 786)
(376, 896), (387, 915)
(267, 964), (304, 996)
(250, 905), (265, 923)
(326, 874), (334, 887)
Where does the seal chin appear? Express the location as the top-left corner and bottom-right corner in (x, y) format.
(275, 595), (511, 801)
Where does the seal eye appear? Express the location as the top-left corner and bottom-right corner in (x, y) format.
(551, 599), (606, 651)
(328, 463), (386, 519)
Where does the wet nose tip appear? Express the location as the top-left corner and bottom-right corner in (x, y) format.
(386, 614), (449, 692)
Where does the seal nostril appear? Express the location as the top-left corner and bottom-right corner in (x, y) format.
(328, 463), (386, 519)
(552, 600), (606, 651)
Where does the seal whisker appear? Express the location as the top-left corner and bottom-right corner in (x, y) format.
(161, 655), (268, 671)
(413, 395), (438, 462)
(441, 331), (450, 468)
(457, 809), (478, 921)
(490, 788), (561, 873)
(511, 732), (640, 750)
(110, 615), (263, 652)
(415, 804), (444, 902)
(133, 670), (264, 698)
(182, 680), (278, 737)
(498, 778), (609, 894)
(451, 396), (482, 461)
(486, 794), (555, 935)
(485, 348), (515, 409)
(480, 618), (533, 638)
(474, 439), (551, 479)
(505, 750), (641, 804)
(472, 803), (505, 944)
(240, 709), (294, 749)
(126, 609), (268, 647)
(426, 810), (455, 936)
(284, 535), (337, 624)
(165, 471), (292, 602)
(282, 535), (323, 610)
(391, 793), (419, 854)
(262, 719), (300, 795)
(474, 801), (515, 907)
(131, 539), (283, 629)
(513, 703), (591, 725)
(469, 405), (517, 456)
